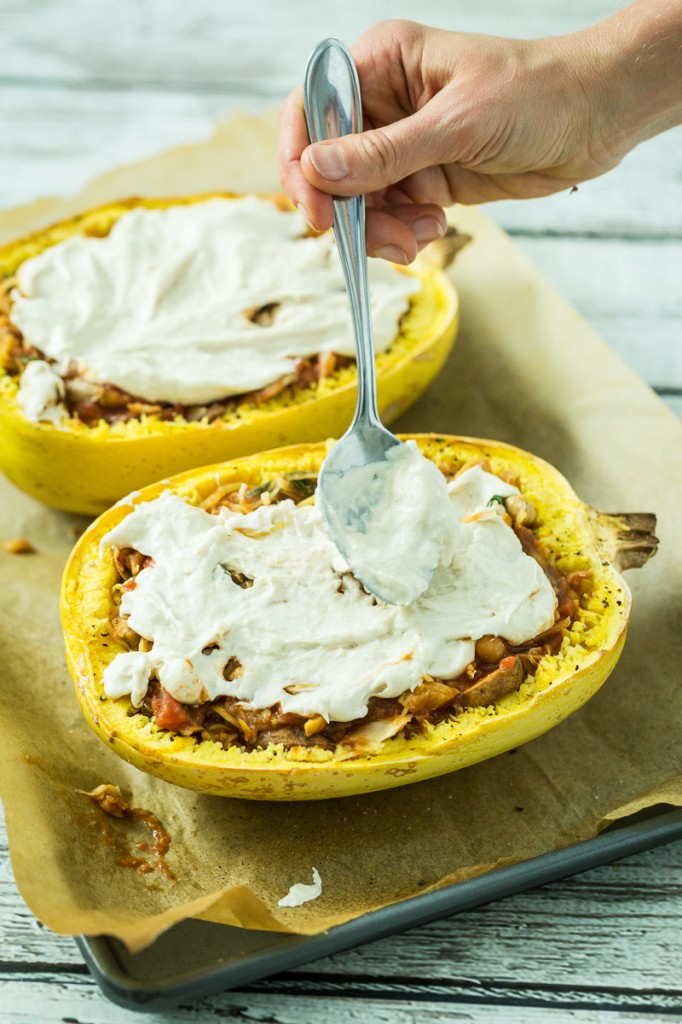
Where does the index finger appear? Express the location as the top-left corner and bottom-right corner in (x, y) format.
(278, 87), (334, 232)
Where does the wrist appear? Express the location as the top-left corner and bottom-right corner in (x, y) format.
(571, 0), (682, 156)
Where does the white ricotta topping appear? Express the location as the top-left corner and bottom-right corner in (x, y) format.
(9, 197), (421, 406)
(101, 465), (557, 724)
(278, 868), (322, 908)
(16, 359), (68, 424)
(319, 441), (456, 605)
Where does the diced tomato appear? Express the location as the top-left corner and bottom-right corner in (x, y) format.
(151, 685), (207, 735)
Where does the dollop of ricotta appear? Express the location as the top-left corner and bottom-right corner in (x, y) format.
(319, 441), (456, 605)
(9, 197), (421, 405)
(16, 359), (68, 424)
(278, 868), (322, 908)
(101, 465), (557, 724)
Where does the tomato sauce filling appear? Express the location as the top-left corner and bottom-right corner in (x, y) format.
(107, 464), (591, 754)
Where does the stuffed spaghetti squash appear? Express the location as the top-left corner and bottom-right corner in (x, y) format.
(60, 434), (657, 800)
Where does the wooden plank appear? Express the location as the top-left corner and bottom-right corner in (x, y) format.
(659, 394), (682, 419)
(2, 976), (682, 1024)
(500, 236), (682, 390)
(0, 0), (630, 91)
(0, 85), (269, 211)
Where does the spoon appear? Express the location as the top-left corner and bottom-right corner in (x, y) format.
(303, 39), (450, 605)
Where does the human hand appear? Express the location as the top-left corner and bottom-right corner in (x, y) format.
(279, 8), (682, 263)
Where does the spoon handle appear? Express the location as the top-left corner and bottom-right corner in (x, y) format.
(303, 38), (380, 429)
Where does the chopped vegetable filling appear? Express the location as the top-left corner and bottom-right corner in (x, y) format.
(108, 463), (586, 754)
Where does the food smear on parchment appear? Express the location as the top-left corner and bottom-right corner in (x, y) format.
(77, 784), (175, 879)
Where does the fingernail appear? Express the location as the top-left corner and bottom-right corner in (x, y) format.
(308, 143), (349, 181)
(411, 216), (445, 243)
(296, 203), (314, 230)
(375, 245), (410, 265)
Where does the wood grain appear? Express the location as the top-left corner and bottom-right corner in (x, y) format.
(0, 0), (628, 89)
(4, 976), (682, 1024)
(510, 237), (682, 387)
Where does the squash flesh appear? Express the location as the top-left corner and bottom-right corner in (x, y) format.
(61, 435), (632, 800)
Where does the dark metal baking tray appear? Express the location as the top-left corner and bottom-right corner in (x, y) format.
(76, 806), (682, 1011)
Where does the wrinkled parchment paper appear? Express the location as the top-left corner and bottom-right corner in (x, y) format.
(1, 111), (681, 953)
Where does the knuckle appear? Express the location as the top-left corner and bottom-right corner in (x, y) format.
(373, 18), (418, 40)
(357, 128), (400, 178)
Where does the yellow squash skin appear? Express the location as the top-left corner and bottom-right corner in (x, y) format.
(61, 435), (638, 801)
(0, 196), (458, 514)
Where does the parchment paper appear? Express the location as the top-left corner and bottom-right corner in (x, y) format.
(1, 111), (680, 953)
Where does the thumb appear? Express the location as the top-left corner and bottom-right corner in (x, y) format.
(301, 108), (447, 196)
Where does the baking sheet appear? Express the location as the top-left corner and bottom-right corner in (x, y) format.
(1, 110), (681, 954)
(77, 808), (682, 1010)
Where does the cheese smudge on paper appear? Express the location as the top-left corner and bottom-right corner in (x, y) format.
(278, 868), (323, 908)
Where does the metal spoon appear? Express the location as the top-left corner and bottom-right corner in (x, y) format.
(303, 38), (444, 604)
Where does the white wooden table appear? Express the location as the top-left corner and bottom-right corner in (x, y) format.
(1, 1), (681, 1020)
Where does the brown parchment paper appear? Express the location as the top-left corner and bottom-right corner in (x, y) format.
(1, 111), (681, 954)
